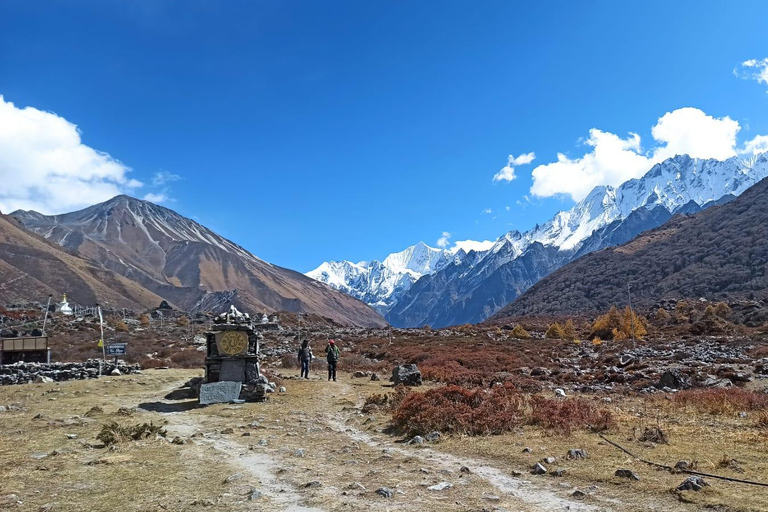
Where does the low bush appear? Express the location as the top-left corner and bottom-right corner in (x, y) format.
(169, 349), (204, 368)
(97, 421), (167, 446)
(391, 384), (614, 437)
(362, 385), (408, 413)
(670, 388), (768, 415)
(510, 324), (531, 339)
(527, 396), (616, 436)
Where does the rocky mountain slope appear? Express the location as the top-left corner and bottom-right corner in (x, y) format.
(493, 174), (768, 319)
(388, 153), (768, 327)
(11, 196), (385, 327)
(0, 212), (166, 310)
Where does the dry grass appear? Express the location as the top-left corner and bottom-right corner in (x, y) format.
(433, 393), (768, 512)
(0, 371), (237, 512)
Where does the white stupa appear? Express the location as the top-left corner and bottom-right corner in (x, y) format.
(58, 294), (73, 315)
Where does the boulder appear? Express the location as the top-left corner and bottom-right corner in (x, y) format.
(392, 364), (422, 386)
(657, 370), (689, 390)
(614, 469), (640, 481)
(676, 476), (708, 491)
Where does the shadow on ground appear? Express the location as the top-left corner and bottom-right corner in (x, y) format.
(138, 400), (200, 413)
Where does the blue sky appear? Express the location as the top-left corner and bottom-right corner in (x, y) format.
(1, 1), (768, 272)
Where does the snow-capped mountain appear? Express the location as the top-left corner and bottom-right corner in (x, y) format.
(388, 153), (768, 327)
(306, 241), (492, 315)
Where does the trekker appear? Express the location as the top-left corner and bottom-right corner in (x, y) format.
(298, 339), (313, 379)
(325, 339), (340, 381)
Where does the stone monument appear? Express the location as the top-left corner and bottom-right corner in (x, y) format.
(201, 305), (268, 403)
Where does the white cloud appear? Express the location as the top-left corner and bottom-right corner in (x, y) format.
(436, 231), (451, 248)
(451, 239), (495, 254)
(493, 152), (535, 182)
(530, 129), (650, 201)
(735, 58), (768, 92)
(0, 95), (142, 214)
(651, 108), (739, 162)
(530, 107), (747, 201)
(740, 134), (768, 156)
(152, 170), (181, 186)
(143, 192), (168, 203)
(482, 208), (492, 214)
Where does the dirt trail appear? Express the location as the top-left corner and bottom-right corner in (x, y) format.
(147, 373), (609, 512)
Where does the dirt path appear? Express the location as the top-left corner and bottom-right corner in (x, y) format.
(147, 372), (608, 512)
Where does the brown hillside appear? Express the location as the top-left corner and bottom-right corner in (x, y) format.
(493, 176), (768, 319)
(11, 196), (385, 327)
(0, 214), (166, 310)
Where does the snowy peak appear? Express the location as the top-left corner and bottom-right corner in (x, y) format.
(382, 241), (451, 276)
(307, 241), (492, 314)
(492, 153), (768, 256)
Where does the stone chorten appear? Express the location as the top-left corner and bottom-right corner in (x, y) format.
(203, 305), (268, 402)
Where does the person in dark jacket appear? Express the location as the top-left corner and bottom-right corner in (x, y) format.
(298, 339), (313, 379)
(324, 339), (340, 381)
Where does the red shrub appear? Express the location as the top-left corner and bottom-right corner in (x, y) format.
(392, 383), (615, 437)
(392, 383), (527, 436)
(528, 396), (616, 435)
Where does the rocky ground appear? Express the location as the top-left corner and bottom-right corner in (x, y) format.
(1, 366), (767, 512)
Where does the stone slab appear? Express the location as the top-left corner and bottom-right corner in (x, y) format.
(199, 381), (242, 405)
(220, 359), (246, 382)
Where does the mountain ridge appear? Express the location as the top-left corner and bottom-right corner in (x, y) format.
(11, 196), (386, 327)
(492, 174), (768, 319)
(309, 153), (768, 328)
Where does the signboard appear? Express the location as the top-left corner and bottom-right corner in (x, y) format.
(106, 343), (127, 356)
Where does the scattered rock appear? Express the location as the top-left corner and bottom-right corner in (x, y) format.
(304, 481), (322, 488)
(639, 427), (668, 444)
(84, 406), (103, 417)
(220, 428), (234, 435)
(554, 388), (566, 398)
(677, 476), (709, 491)
(34, 375), (54, 384)
(552, 468), (566, 477)
(110, 369), (121, 376)
(407, 436), (425, 445)
(347, 482), (366, 491)
(248, 488), (263, 500)
(522, 447), (533, 453)
(674, 460), (697, 471)
(657, 370), (689, 390)
(294, 448), (305, 457)
(224, 473), (243, 483)
(531, 463), (547, 475)
(542, 456), (556, 464)
(460, 466), (471, 474)
(370, 373), (380, 381)
(352, 371), (368, 378)
(171, 436), (186, 445)
(427, 482), (453, 491)
(571, 490), (587, 499)
(392, 364), (422, 386)
(614, 469), (640, 481)
(567, 449), (588, 460)
(376, 487), (393, 498)
(278, 386), (286, 393)
(425, 431), (441, 442)
(65, 434), (78, 439)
